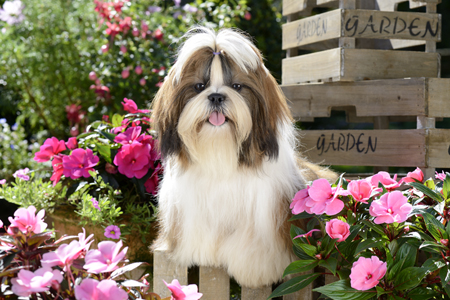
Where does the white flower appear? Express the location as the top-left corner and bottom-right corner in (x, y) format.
(0, 0), (25, 25)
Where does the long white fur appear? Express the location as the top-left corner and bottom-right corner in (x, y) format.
(158, 27), (307, 287)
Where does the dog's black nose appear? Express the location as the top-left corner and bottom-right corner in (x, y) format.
(208, 93), (226, 104)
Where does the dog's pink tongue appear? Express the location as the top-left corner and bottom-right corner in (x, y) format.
(209, 111), (226, 126)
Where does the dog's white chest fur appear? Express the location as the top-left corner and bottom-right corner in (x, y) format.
(157, 136), (305, 287)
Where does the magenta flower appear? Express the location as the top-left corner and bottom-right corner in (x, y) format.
(164, 279), (203, 300)
(436, 171), (447, 181)
(7, 206), (47, 235)
(65, 137), (78, 150)
(50, 154), (65, 186)
(75, 278), (128, 300)
(113, 143), (151, 179)
(369, 191), (412, 224)
(114, 126), (143, 145)
(11, 267), (63, 297)
(84, 240), (128, 273)
(0, 219), (3, 228)
(350, 256), (387, 291)
(347, 180), (380, 203)
(13, 168), (30, 181)
(34, 137), (67, 162)
(367, 171), (400, 190)
(325, 219), (350, 242)
(62, 148), (99, 179)
(41, 240), (85, 270)
(400, 167), (424, 184)
(91, 198), (101, 211)
(305, 179), (347, 215)
(144, 173), (159, 195)
(121, 98), (149, 114)
(290, 186), (313, 214)
(294, 229), (320, 239)
(104, 225), (121, 239)
(0, 179), (6, 185)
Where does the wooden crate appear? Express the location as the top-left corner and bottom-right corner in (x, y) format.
(282, 0), (442, 84)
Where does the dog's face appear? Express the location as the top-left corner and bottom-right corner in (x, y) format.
(152, 27), (291, 173)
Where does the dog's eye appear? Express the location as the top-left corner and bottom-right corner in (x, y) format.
(232, 83), (242, 91)
(194, 83), (205, 92)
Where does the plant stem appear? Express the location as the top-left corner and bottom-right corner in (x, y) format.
(334, 244), (350, 263)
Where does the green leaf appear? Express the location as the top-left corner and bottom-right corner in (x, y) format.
(296, 243), (317, 258)
(319, 257), (338, 275)
(313, 279), (376, 300)
(443, 175), (450, 199)
(97, 130), (117, 143)
(440, 265), (450, 283)
(361, 220), (385, 236)
(289, 211), (313, 221)
(394, 267), (427, 291)
(355, 238), (387, 255)
(407, 287), (439, 300)
(0, 252), (16, 271)
(268, 273), (320, 299)
(95, 142), (112, 163)
(409, 182), (443, 203)
(112, 114), (124, 127)
(422, 212), (447, 240)
(421, 257), (446, 273)
(283, 260), (319, 277)
(419, 241), (447, 254)
(388, 243), (417, 280)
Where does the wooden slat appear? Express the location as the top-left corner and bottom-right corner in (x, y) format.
(299, 129), (427, 167)
(428, 129), (450, 168)
(199, 267), (229, 300)
(282, 48), (440, 84)
(283, 0), (313, 16)
(241, 286), (272, 300)
(153, 248), (188, 298)
(410, 0), (441, 9)
(282, 10), (342, 50)
(282, 10), (440, 50)
(282, 78), (432, 118)
(317, 0), (339, 7)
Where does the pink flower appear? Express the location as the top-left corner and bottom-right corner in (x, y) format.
(120, 45), (127, 53)
(294, 229), (320, 239)
(350, 256), (387, 291)
(34, 137), (67, 162)
(325, 219), (350, 242)
(0, 219), (3, 228)
(66, 137), (78, 150)
(66, 104), (84, 124)
(290, 186), (313, 215)
(121, 98), (139, 113)
(89, 71), (97, 81)
(347, 180), (380, 203)
(78, 228), (94, 251)
(11, 267), (63, 297)
(114, 126), (144, 145)
(91, 198), (101, 211)
(144, 173), (159, 195)
(13, 168), (30, 181)
(244, 11), (251, 20)
(75, 278), (128, 300)
(164, 279), (203, 300)
(154, 28), (164, 41)
(113, 143), (151, 179)
(367, 171), (400, 190)
(50, 154), (65, 186)
(84, 240), (128, 273)
(400, 167), (424, 184)
(132, 27), (139, 37)
(62, 148), (99, 179)
(141, 21), (149, 32)
(306, 179), (347, 215)
(121, 68), (130, 79)
(139, 77), (146, 86)
(135, 65), (142, 75)
(7, 206), (47, 235)
(104, 225), (121, 239)
(436, 171), (447, 181)
(0, 179), (6, 185)
(101, 44), (109, 53)
(369, 191), (412, 224)
(105, 162), (118, 174)
(41, 240), (85, 270)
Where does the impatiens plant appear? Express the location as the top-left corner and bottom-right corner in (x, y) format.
(0, 205), (199, 299)
(270, 168), (450, 299)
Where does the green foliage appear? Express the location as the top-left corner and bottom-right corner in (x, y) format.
(0, 121), (42, 181)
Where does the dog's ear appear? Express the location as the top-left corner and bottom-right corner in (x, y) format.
(151, 69), (184, 158)
(239, 67), (292, 166)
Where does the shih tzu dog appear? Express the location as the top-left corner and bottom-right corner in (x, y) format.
(151, 27), (335, 288)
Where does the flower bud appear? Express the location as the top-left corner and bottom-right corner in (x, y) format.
(315, 254), (322, 260)
(441, 239), (449, 246)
